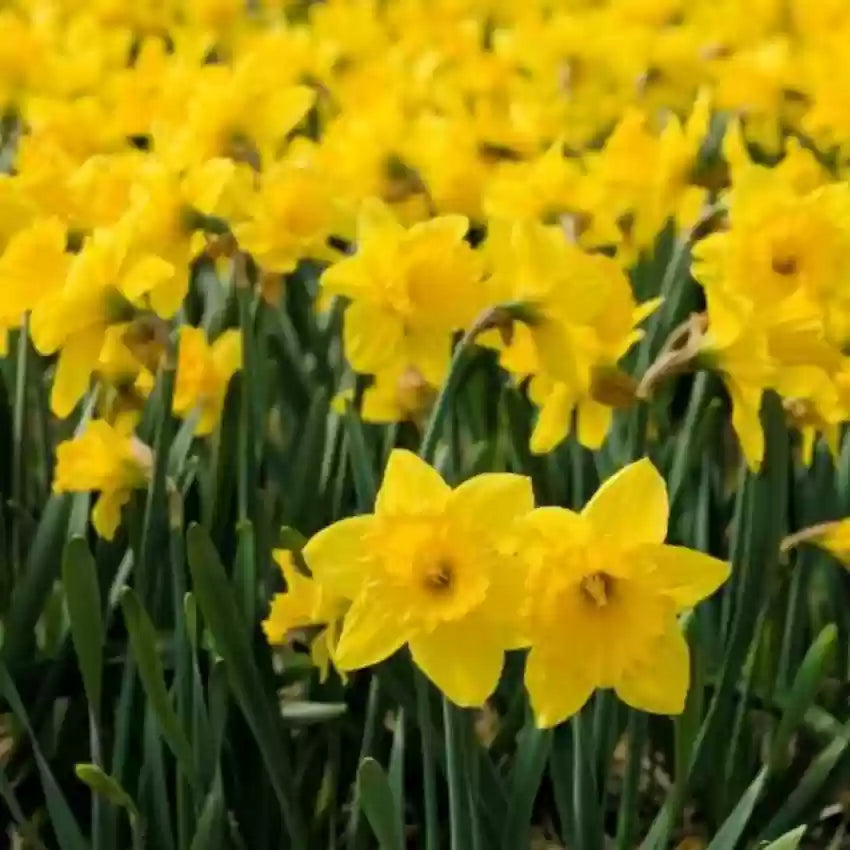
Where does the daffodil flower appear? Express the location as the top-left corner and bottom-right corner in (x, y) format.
(53, 420), (152, 540)
(518, 459), (729, 727)
(302, 450), (534, 708)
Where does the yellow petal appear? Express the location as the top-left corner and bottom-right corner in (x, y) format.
(343, 302), (404, 375)
(310, 626), (336, 683)
(517, 506), (589, 547)
(302, 515), (375, 599)
(615, 618), (689, 715)
(632, 545), (730, 610)
(530, 383), (574, 455)
(120, 254), (176, 305)
(334, 591), (412, 671)
(376, 449), (450, 517)
(409, 616), (504, 707)
(483, 554), (531, 650)
(448, 473), (534, 538)
(582, 458), (668, 546)
(182, 157), (236, 214)
(531, 320), (580, 388)
(361, 381), (403, 423)
(211, 329), (243, 382)
(320, 256), (372, 300)
(357, 196), (404, 245)
(404, 328), (451, 387)
(525, 644), (595, 728)
(728, 381), (764, 471)
(576, 398), (611, 450)
(52, 330), (103, 418)
(91, 489), (130, 540)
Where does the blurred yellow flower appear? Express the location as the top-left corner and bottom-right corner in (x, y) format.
(321, 198), (483, 386)
(54, 420), (152, 540)
(30, 226), (175, 418)
(235, 140), (348, 275)
(173, 326), (243, 436)
(0, 217), (69, 343)
(263, 549), (348, 681)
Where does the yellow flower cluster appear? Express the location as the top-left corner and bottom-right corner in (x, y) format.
(264, 450), (729, 727)
(5, 0), (850, 535)
(694, 124), (850, 469)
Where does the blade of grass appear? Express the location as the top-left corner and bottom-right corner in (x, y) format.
(705, 766), (769, 850)
(502, 725), (551, 850)
(443, 697), (472, 850)
(186, 523), (307, 849)
(357, 758), (405, 850)
(346, 675), (381, 850)
(768, 623), (837, 774)
(414, 669), (440, 850)
(0, 660), (90, 850)
(120, 587), (196, 787)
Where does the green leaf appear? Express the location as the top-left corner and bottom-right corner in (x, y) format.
(357, 758), (405, 850)
(75, 764), (139, 819)
(120, 587), (196, 787)
(0, 660), (89, 850)
(278, 525), (308, 552)
(186, 523), (307, 848)
(348, 675), (382, 850)
(705, 766), (768, 850)
(757, 728), (850, 842)
(234, 519), (256, 626)
(344, 401), (378, 508)
(135, 361), (176, 608)
(2, 494), (72, 663)
(388, 708), (406, 845)
(769, 624), (837, 773)
(289, 389), (330, 528)
(550, 723), (576, 850)
(502, 725), (551, 850)
(142, 705), (176, 850)
(279, 700), (347, 725)
(761, 825), (807, 850)
(190, 772), (225, 850)
(62, 537), (103, 714)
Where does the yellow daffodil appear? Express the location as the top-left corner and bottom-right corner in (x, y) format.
(692, 145), (850, 468)
(482, 219), (659, 451)
(0, 217), (69, 347)
(361, 367), (436, 426)
(263, 550), (348, 681)
(54, 420), (152, 540)
(305, 450), (533, 707)
(173, 326), (243, 436)
(320, 199), (483, 386)
(518, 459), (729, 727)
(30, 225), (175, 418)
(235, 140), (349, 275)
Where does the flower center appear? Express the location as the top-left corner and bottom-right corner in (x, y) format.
(580, 572), (613, 607)
(772, 254), (798, 277)
(423, 558), (454, 595)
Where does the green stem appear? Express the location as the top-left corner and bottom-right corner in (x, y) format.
(668, 370), (709, 508)
(415, 671), (439, 850)
(572, 708), (600, 850)
(444, 697), (470, 850)
(636, 235), (692, 376)
(346, 676), (381, 850)
(615, 711), (647, 850)
(137, 360), (176, 609)
(11, 322), (28, 577)
(236, 283), (257, 624)
(419, 307), (507, 464)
